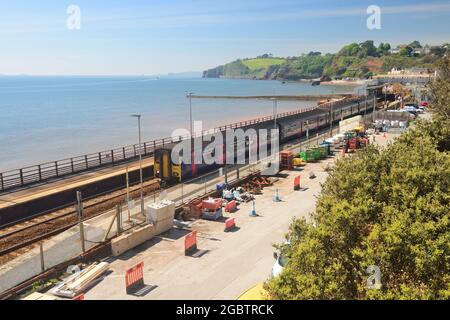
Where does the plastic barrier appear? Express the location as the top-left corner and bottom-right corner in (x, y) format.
(125, 262), (144, 295)
(184, 231), (198, 256)
(294, 176), (301, 191)
(225, 200), (237, 213)
(72, 294), (85, 300)
(224, 218), (236, 232)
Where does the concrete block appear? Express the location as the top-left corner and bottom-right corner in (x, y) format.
(154, 217), (173, 235)
(111, 224), (156, 257)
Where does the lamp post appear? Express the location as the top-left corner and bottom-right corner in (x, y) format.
(130, 114), (144, 216)
(329, 100), (333, 137)
(271, 97), (278, 129)
(186, 92), (194, 140)
(186, 92), (195, 169)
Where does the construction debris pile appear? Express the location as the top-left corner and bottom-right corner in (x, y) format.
(239, 176), (273, 195)
(179, 175), (274, 221)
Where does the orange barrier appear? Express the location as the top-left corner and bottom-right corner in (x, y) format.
(224, 218), (236, 232)
(225, 200), (237, 213)
(294, 176), (301, 191)
(125, 262), (144, 295)
(72, 294), (84, 300)
(184, 231), (198, 256)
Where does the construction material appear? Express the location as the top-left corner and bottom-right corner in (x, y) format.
(125, 262), (144, 295)
(182, 198), (202, 220)
(202, 207), (223, 221)
(280, 150), (294, 170)
(111, 224), (155, 257)
(241, 176), (273, 195)
(50, 262), (109, 298)
(292, 157), (305, 167)
(202, 198), (223, 211)
(146, 200), (175, 224)
(22, 292), (58, 300)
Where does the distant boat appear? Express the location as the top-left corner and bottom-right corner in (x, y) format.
(312, 81), (321, 86)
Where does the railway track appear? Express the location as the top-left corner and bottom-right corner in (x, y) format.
(0, 179), (160, 261)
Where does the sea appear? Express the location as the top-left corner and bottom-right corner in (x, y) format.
(0, 76), (356, 171)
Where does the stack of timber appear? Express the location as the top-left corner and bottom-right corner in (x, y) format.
(241, 176), (273, 194)
(22, 292), (58, 300)
(49, 262), (109, 298)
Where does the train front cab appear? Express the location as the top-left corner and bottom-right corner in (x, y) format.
(154, 148), (182, 184)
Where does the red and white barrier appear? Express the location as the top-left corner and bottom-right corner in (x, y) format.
(224, 218), (236, 232)
(125, 262), (144, 295)
(225, 200), (237, 213)
(184, 231), (198, 256)
(294, 176), (301, 191)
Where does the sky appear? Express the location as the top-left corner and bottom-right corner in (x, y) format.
(0, 0), (449, 75)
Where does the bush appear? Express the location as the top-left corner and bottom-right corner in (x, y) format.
(267, 127), (450, 299)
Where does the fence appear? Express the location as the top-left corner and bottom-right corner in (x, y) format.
(0, 106), (318, 193)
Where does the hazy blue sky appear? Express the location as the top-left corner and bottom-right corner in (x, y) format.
(1, 0), (449, 75)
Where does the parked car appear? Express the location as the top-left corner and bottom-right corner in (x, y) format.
(272, 241), (291, 277)
(272, 251), (288, 277)
(420, 101), (429, 107)
(403, 103), (423, 113)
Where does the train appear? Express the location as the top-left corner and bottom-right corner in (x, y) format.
(155, 96), (377, 184)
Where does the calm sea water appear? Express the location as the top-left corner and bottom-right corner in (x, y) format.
(0, 76), (355, 171)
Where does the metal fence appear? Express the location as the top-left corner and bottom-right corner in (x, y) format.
(0, 106), (318, 192)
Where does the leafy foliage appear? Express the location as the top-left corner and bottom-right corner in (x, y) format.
(267, 128), (450, 299)
(266, 58), (450, 300)
(204, 40), (447, 80)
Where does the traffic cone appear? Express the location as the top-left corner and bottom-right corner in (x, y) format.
(273, 189), (281, 202)
(249, 201), (257, 217)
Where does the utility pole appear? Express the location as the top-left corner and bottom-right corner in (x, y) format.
(272, 97), (278, 129)
(131, 114), (144, 216)
(126, 166), (130, 221)
(373, 94), (376, 123)
(187, 92), (194, 141)
(186, 92), (195, 172)
(306, 120), (310, 145)
(329, 100), (333, 137)
(76, 191), (85, 253)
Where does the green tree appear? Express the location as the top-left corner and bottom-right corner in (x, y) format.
(267, 59), (450, 300)
(409, 40), (422, 49)
(399, 47), (413, 57)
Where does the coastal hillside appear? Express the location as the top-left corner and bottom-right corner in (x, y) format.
(203, 41), (449, 80)
(203, 56), (285, 79)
